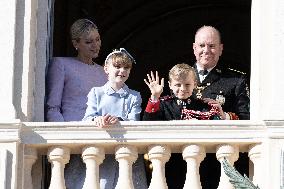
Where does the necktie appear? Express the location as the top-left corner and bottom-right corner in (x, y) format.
(199, 69), (208, 76)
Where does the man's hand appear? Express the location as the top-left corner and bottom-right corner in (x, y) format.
(203, 98), (226, 119)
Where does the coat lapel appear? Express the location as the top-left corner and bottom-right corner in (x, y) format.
(201, 67), (222, 85)
(193, 64), (202, 84)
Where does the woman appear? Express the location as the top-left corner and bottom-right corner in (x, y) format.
(46, 18), (107, 122)
(46, 19), (147, 189)
(45, 19), (107, 188)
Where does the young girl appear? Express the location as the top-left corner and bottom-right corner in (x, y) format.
(143, 63), (225, 120)
(83, 48), (147, 189)
(83, 48), (142, 125)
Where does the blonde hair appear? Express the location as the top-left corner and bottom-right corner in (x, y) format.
(169, 63), (197, 82)
(105, 49), (134, 69)
(70, 19), (98, 41)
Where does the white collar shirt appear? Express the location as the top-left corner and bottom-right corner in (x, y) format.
(196, 64), (214, 83)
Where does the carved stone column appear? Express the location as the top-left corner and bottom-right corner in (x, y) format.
(82, 146), (105, 189)
(115, 145), (138, 189)
(182, 144), (205, 189)
(248, 144), (262, 186)
(216, 144), (239, 189)
(148, 145), (171, 189)
(48, 146), (70, 189)
(23, 147), (38, 189)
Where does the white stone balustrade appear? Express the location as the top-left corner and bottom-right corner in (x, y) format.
(3, 0), (284, 187)
(1, 120), (283, 188)
(148, 145), (171, 189)
(182, 144), (205, 189)
(23, 147), (37, 189)
(115, 145), (138, 189)
(48, 146), (70, 189)
(216, 144), (239, 189)
(82, 146), (105, 189)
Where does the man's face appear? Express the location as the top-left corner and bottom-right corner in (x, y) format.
(193, 28), (223, 69)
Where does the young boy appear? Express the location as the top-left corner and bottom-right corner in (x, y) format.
(143, 63), (226, 189)
(143, 63), (225, 120)
(83, 48), (147, 189)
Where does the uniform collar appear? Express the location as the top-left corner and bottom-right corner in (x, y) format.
(202, 66), (222, 83)
(104, 82), (130, 97)
(196, 63), (214, 74)
(194, 63), (222, 85)
(174, 96), (192, 106)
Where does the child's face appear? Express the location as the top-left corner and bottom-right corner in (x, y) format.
(168, 74), (196, 99)
(104, 61), (131, 84)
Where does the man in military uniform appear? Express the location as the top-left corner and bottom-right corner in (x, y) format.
(192, 25), (250, 120)
(191, 25), (250, 189)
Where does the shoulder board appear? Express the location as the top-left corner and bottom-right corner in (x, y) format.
(160, 95), (174, 101)
(227, 68), (246, 75)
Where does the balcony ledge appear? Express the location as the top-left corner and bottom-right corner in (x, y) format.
(16, 120), (282, 154)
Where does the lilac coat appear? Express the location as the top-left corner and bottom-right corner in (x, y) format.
(46, 57), (107, 121)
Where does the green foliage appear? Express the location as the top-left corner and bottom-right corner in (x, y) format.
(222, 158), (260, 189)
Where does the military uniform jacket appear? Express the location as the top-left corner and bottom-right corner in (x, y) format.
(143, 96), (220, 121)
(193, 64), (250, 120)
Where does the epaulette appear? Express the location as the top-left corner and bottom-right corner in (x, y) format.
(160, 95), (174, 101)
(227, 68), (246, 75)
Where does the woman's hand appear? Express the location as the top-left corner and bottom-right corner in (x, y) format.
(144, 71), (164, 100)
(93, 114), (119, 128)
(203, 98), (226, 119)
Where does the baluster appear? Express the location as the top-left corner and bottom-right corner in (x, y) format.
(24, 147), (38, 189)
(216, 144), (239, 189)
(248, 144), (262, 186)
(48, 146), (70, 189)
(115, 145), (138, 189)
(148, 145), (171, 189)
(82, 146), (105, 189)
(182, 144), (205, 189)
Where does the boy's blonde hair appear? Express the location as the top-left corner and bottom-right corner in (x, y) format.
(169, 63), (197, 82)
(105, 48), (135, 69)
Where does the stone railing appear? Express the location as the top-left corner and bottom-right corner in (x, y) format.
(1, 120), (284, 189)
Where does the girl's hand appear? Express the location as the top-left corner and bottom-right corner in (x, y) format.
(203, 98), (226, 119)
(144, 71), (164, 100)
(93, 114), (119, 128)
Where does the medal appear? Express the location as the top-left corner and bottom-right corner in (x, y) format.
(196, 86), (205, 99)
(196, 83), (210, 99)
(177, 99), (182, 106)
(216, 91), (225, 105)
